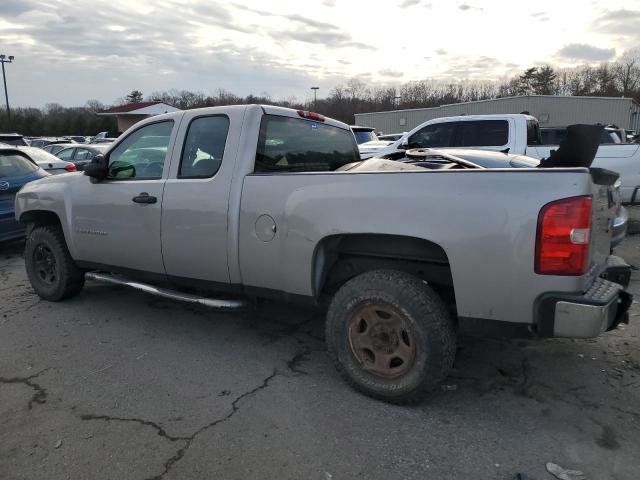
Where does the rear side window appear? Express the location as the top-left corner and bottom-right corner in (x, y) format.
(527, 120), (541, 145)
(74, 148), (92, 160)
(408, 122), (457, 148)
(57, 148), (75, 160)
(255, 115), (359, 173)
(179, 116), (230, 178)
(456, 120), (508, 147)
(0, 153), (38, 178)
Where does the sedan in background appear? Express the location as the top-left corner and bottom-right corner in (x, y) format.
(0, 147), (49, 242)
(17, 146), (77, 174)
(55, 144), (109, 170)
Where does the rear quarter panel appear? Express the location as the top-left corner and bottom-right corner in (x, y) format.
(239, 168), (597, 324)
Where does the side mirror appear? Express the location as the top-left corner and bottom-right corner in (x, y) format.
(83, 153), (108, 182)
(400, 138), (409, 149)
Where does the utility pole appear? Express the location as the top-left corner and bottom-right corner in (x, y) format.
(311, 86), (319, 110)
(0, 54), (14, 124)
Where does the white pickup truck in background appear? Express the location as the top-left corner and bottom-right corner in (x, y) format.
(360, 114), (640, 203)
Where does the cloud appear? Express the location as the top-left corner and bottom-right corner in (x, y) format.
(556, 43), (616, 62)
(322, 0), (336, 6)
(3, 0), (36, 16)
(379, 69), (404, 78)
(458, 3), (482, 11)
(436, 48), (447, 55)
(531, 11), (549, 22)
(399, 0), (421, 7)
(592, 9), (640, 38)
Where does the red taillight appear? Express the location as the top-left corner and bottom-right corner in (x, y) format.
(64, 164), (77, 172)
(297, 110), (325, 122)
(535, 196), (592, 275)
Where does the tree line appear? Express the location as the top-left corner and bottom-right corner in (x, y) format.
(2, 51), (640, 136)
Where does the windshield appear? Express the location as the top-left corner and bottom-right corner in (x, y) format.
(0, 153), (39, 178)
(353, 130), (378, 144)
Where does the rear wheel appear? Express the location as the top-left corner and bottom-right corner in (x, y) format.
(25, 225), (84, 301)
(326, 270), (456, 404)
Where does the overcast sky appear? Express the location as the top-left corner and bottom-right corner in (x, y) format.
(1, 0), (639, 107)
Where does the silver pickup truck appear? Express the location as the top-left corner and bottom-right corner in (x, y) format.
(15, 105), (632, 403)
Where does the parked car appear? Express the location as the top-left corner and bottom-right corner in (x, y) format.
(16, 105), (631, 403)
(42, 143), (74, 155)
(16, 146), (77, 174)
(350, 126), (379, 144)
(378, 133), (405, 142)
(0, 133), (29, 147)
(29, 137), (74, 149)
(1, 147), (49, 241)
(362, 114), (640, 203)
(54, 144), (109, 170)
(380, 147), (628, 247)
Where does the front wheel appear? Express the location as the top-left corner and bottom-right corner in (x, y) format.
(326, 270), (456, 404)
(25, 225), (85, 301)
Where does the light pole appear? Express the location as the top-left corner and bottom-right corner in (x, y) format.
(0, 54), (14, 124)
(311, 86), (319, 110)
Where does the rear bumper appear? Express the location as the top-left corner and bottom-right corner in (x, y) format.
(534, 256), (632, 338)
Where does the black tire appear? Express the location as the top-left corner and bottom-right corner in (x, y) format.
(326, 269), (456, 404)
(25, 225), (85, 301)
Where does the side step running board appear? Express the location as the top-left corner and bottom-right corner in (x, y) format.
(85, 272), (247, 310)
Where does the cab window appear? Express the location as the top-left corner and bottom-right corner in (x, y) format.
(456, 120), (509, 147)
(107, 121), (173, 180)
(407, 122), (457, 148)
(179, 116), (229, 178)
(255, 115), (359, 173)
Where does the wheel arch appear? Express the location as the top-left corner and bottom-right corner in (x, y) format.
(312, 233), (455, 306)
(20, 210), (63, 230)
(19, 210), (76, 258)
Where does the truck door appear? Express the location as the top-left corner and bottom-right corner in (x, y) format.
(71, 120), (177, 274)
(160, 109), (241, 286)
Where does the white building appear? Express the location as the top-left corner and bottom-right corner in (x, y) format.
(354, 95), (640, 135)
(96, 101), (180, 134)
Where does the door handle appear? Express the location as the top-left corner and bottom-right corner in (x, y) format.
(132, 193), (157, 204)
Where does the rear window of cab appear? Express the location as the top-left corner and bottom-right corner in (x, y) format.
(255, 115), (359, 173)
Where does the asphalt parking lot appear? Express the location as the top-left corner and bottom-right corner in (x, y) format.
(1, 233), (639, 480)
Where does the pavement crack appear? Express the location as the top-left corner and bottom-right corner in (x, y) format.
(79, 414), (190, 442)
(80, 370), (279, 480)
(146, 370), (280, 480)
(0, 369), (49, 410)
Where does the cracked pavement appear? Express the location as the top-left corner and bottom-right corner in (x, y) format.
(1, 233), (640, 480)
